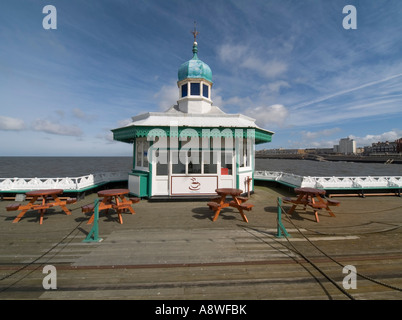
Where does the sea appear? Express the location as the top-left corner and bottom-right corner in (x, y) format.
(0, 157), (401, 178)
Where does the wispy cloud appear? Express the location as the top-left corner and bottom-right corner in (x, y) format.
(244, 104), (289, 128)
(217, 44), (288, 79)
(265, 81), (290, 94)
(284, 128), (341, 149)
(0, 116), (25, 131)
(153, 82), (178, 111)
(291, 73), (402, 111)
(301, 128), (342, 140)
(72, 108), (90, 120)
(31, 119), (83, 137)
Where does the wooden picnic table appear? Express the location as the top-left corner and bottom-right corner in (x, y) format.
(82, 188), (139, 224)
(284, 187), (339, 222)
(207, 188), (253, 222)
(7, 189), (76, 224)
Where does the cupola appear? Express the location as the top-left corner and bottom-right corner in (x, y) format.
(177, 27), (213, 114)
(177, 42), (213, 83)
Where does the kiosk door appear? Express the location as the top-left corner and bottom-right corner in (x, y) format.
(151, 149), (169, 196)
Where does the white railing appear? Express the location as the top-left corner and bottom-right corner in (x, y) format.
(254, 171), (402, 189)
(2, 170), (401, 192)
(0, 171), (129, 192)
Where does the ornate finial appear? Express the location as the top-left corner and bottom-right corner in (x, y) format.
(191, 21), (199, 42)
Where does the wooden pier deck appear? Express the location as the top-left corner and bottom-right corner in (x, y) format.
(0, 185), (401, 301)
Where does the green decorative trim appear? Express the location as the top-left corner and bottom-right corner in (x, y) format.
(113, 126), (272, 144)
(252, 143), (255, 192)
(131, 169), (148, 175)
(132, 140), (136, 169)
(235, 139), (240, 189)
(148, 140), (153, 196)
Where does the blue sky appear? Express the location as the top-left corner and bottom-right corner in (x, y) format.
(1, 0), (402, 156)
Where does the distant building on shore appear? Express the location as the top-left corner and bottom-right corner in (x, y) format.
(259, 148), (305, 155)
(305, 148), (334, 154)
(364, 138), (402, 155)
(257, 137), (402, 157)
(333, 137), (356, 155)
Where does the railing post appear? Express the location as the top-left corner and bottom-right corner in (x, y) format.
(83, 198), (103, 243)
(276, 197), (290, 238)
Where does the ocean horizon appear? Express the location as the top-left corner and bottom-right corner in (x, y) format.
(0, 156), (400, 179)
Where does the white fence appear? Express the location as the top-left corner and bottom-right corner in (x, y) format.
(2, 170), (401, 192)
(0, 171), (129, 192)
(254, 171), (402, 189)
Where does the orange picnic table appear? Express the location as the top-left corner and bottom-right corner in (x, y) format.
(284, 187), (339, 222)
(7, 189), (76, 224)
(207, 188), (253, 222)
(82, 188), (139, 224)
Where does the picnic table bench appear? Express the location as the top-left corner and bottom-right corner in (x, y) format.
(283, 187), (339, 222)
(7, 189), (76, 224)
(207, 188), (253, 222)
(82, 189), (139, 224)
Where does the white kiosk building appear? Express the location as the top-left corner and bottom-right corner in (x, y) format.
(112, 37), (274, 198)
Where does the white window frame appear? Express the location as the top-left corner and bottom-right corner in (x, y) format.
(135, 138), (150, 171)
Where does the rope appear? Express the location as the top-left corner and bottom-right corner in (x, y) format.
(277, 223), (355, 299)
(0, 201), (94, 291)
(320, 203), (402, 215)
(279, 202), (402, 293)
(304, 222), (402, 236)
(272, 205), (355, 300)
(285, 196), (402, 215)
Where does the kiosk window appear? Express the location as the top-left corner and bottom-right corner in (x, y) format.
(202, 84), (209, 98)
(156, 150), (168, 176)
(188, 150), (201, 174)
(221, 151), (233, 175)
(191, 83), (200, 95)
(136, 139), (149, 168)
(203, 150), (217, 174)
(172, 151), (185, 174)
(181, 84), (188, 97)
(242, 139), (252, 167)
(136, 141), (142, 167)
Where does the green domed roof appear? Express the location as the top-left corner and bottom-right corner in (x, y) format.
(178, 42), (212, 83)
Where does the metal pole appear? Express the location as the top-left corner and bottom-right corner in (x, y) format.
(83, 198), (103, 243)
(277, 197), (282, 238)
(276, 197), (290, 238)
